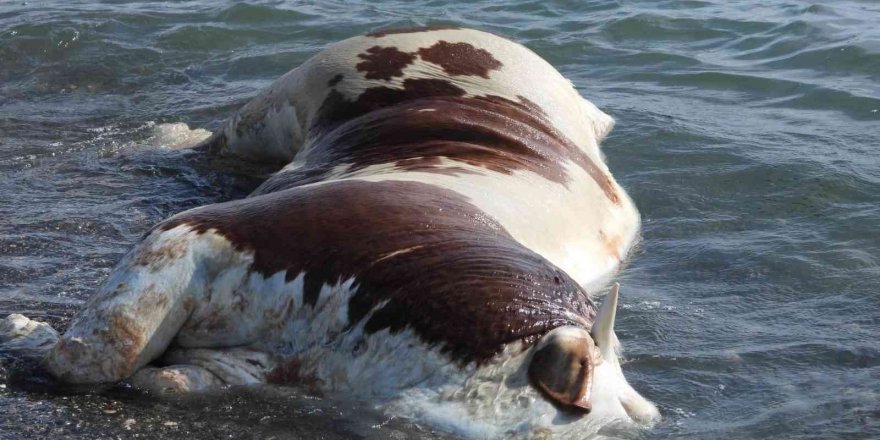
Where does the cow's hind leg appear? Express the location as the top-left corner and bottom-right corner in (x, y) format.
(1, 224), (240, 385)
(0, 314), (60, 362)
(45, 226), (205, 383)
(129, 347), (273, 395)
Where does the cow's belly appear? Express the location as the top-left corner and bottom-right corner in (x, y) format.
(173, 269), (353, 348)
(170, 269), (463, 399)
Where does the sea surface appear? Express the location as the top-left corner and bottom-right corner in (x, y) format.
(0, 1), (878, 439)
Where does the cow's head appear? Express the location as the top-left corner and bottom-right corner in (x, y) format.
(528, 284), (659, 424)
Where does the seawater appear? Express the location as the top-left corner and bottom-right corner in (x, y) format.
(1, 1), (878, 438)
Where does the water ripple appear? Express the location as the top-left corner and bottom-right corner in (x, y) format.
(0, 0), (878, 439)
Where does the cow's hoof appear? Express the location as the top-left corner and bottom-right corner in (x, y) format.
(0, 314), (60, 359)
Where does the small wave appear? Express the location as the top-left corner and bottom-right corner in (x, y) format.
(763, 44), (880, 79)
(156, 25), (284, 51)
(620, 70), (880, 119)
(603, 14), (735, 44)
(214, 3), (318, 23)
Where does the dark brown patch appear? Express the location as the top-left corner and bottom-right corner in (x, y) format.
(311, 78), (466, 136)
(417, 40), (502, 78)
(306, 97), (570, 184)
(159, 180), (597, 365)
(393, 156), (480, 176)
(263, 92), (620, 201)
(301, 72), (619, 201)
(327, 74), (343, 87)
(366, 25), (460, 38)
(516, 95), (546, 117)
(356, 46), (416, 81)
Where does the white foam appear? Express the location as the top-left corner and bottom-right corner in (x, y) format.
(150, 122), (212, 150)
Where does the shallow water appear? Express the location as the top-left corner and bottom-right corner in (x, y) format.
(1, 1), (878, 439)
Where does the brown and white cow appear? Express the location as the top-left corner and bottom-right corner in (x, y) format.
(0, 27), (658, 438)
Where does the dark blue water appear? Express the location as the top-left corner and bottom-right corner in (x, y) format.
(1, 1), (878, 438)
